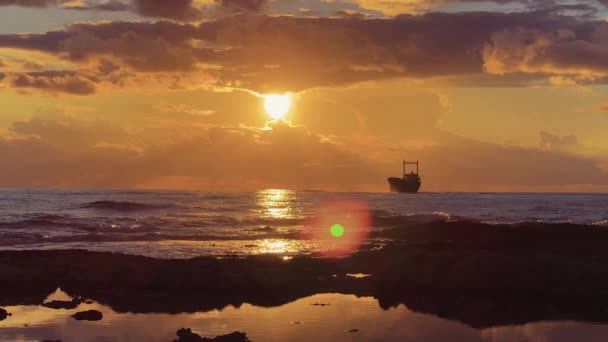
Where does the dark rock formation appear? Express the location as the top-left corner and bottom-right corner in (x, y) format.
(42, 299), (81, 310)
(71, 310), (103, 321)
(173, 328), (250, 342)
(0, 308), (9, 321)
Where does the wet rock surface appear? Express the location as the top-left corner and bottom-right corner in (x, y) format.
(173, 328), (250, 342)
(71, 310), (103, 321)
(2, 221), (608, 328)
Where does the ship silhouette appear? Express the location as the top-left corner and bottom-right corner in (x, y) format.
(388, 160), (421, 193)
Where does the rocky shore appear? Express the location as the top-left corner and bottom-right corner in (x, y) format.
(2, 221), (608, 328)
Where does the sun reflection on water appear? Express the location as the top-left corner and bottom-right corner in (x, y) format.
(256, 189), (297, 219)
(255, 239), (297, 254)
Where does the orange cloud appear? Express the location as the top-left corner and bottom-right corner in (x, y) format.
(0, 111), (606, 191)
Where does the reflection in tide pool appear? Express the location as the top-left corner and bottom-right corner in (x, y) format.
(3, 290), (608, 342)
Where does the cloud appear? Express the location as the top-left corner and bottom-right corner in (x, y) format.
(0, 20), (204, 78)
(0, 0), (267, 20)
(1, 11), (608, 92)
(215, 0), (267, 12)
(424, 133), (608, 191)
(0, 0), (65, 7)
(9, 109), (128, 147)
(539, 130), (578, 153)
(0, 56), (46, 71)
(483, 24), (608, 80)
(130, 0), (203, 20)
(6, 71), (97, 95)
(0, 113), (385, 189)
(299, 8), (320, 16)
(333, 9), (370, 19)
(0, 0), (200, 21)
(64, 0), (130, 11)
(156, 102), (214, 116)
(1, 0), (607, 19)
(294, 85), (445, 137)
(303, 0), (606, 16)
(0, 112), (606, 191)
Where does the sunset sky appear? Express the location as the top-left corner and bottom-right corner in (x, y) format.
(1, 0), (608, 192)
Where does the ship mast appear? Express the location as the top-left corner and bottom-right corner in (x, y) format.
(402, 160), (419, 177)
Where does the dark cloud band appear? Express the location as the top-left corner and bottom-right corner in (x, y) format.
(1, 11), (607, 93)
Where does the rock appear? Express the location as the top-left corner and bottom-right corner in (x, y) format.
(210, 332), (250, 342)
(309, 303), (330, 306)
(84, 300), (94, 304)
(0, 308), (9, 321)
(40, 340), (62, 342)
(347, 329), (359, 333)
(173, 328), (251, 342)
(173, 329), (204, 342)
(42, 299), (81, 310)
(71, 310), (103, 321)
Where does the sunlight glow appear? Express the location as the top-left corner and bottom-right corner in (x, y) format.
(301, 198), (371, 257)
(264, 94), (291, 120)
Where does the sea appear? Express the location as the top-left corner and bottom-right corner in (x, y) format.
(0, 189), (607, 258)
(3, 190), (608, 342)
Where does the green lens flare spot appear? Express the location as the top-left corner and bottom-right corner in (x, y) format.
(330, 224), (345, 238)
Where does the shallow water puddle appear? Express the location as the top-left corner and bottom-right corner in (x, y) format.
(2, 290), (608, 342)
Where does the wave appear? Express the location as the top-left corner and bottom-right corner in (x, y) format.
(0, 213), (151, 233)
(19, 214), (68, 226)
(0, 213), (77, 229)
(78, 201), (173, 211)
(370, 212), (477, 227)
(0, 230), (301, 246)
(593, 219), (608, 227)
(0, 232), (46, 245)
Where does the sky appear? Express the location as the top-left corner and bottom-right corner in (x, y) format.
(1, 0), (608, 192)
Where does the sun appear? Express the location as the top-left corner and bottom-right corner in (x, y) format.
(264, 94), (291, 120)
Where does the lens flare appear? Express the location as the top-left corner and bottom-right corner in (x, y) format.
(303, 198), (371, 257)
(330, 224), (345, 237)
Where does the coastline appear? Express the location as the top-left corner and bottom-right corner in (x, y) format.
(3, 220), (608, 330)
